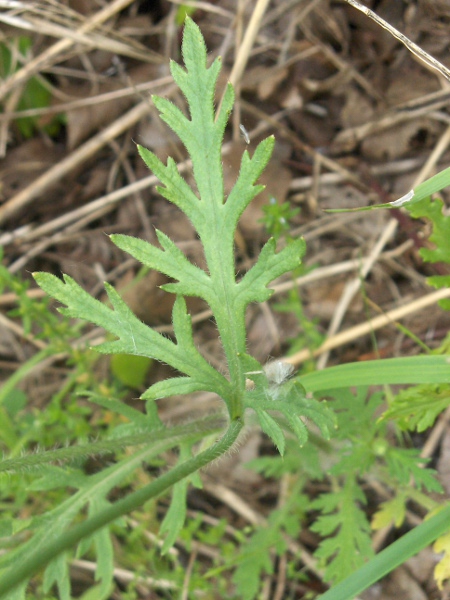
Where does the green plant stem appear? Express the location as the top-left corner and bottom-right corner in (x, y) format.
(0, 419), (243, 598)
(0, 414), (228, 474)
(201, 197), (246, 421)
(318, 502), (450, 600)
(211, 294), (246, 419)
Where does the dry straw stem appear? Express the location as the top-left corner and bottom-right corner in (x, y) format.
(0, 7), (156, 63)
(344, 0), (450, 82)
(71, 558), (177, 592)
(0, 76), (173, 123)
(287, 286), (450, 367)
(316, 216), (399, 370)
(227, 0), (271, 88)
(0, 0), (140, 102)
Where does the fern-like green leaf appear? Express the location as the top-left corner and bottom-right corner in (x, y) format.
(385, 446), (443, 493)
(223, 137), (275, 231)
(371, 492), (409, 530)
(407, 196), (450, 310)
(232, 509), (289, 600)
(137, 148), (203, 223)
(310, 477), (374, 584)
(381, 383), (450, 432)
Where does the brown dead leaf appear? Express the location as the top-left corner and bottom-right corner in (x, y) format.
(240, 65), (285, 98)
(120, 269), (176, 326)
(340, 87), (376, 129)
(305, 279), (359, 321)
(64, 64), (159, 150)
(0, 138), (63, 202)
(258, 66), (289, 100)
(386, 62), (440, 107)
(360, 117), (441, 162)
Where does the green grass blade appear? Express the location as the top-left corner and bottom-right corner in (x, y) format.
(301, 355), (450, 393)
(413, 166), (450, 202)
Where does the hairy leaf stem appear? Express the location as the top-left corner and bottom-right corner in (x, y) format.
(0, 414), (228, 475)
(0, 419), (243, 597)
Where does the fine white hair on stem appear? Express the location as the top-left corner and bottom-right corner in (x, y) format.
(263, 361), (294, 385)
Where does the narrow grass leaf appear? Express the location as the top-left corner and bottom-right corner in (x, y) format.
(301, 355), (450, 392)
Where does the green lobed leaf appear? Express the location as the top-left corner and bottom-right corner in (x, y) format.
(283, 389), (336, 440)
(43, 552), (70, 600)
(85, 393), (157, 427)
(255, 409), (286, 456)
(372, 493), (408, 530)
(33, 273), (231, 404)
(407, 196), (450, 309)
(381, 383), (450, 431)
(233, 515), (287, 600)
(142, 377), (213, 400)
(324, 387), (382, 441)
(283, 410), (308, 447)
(137, 147), (203, 223)
(223, 137), (275, 232)
(236, 237), (306, 306)
(1, 17), (313, 597)
(155, 22), (232, 208)
(245, 377), (335, 448)
(111, 231), (213, 302)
